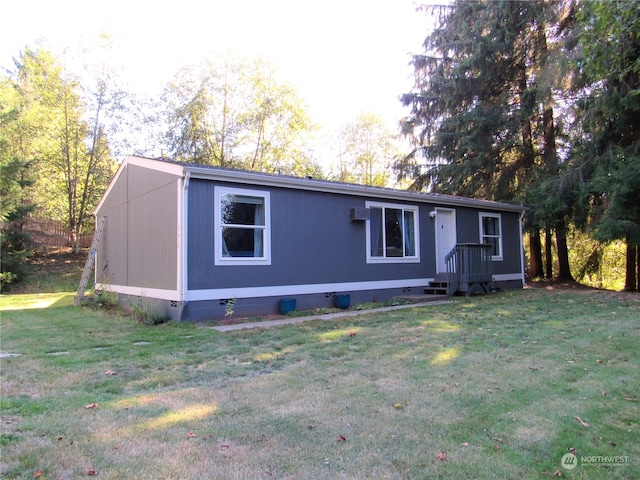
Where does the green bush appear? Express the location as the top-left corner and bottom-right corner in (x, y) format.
(0, 229), (32, 292)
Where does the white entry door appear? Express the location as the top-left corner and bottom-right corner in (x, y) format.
(435, 208), (456, 273)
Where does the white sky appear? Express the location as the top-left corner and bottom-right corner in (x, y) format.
(2, 0), (433, 161)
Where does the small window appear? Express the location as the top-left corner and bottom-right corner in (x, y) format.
(480, 212), (502, 260)
(215, 187), (271, 265)
(366, 202), (419, 263)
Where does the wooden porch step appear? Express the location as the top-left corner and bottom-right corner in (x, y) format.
(424, 286), (448, 295)
(434, 273), (448, 283)
(424, 276), (449, 296)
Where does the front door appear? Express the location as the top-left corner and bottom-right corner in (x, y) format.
(435, 208), (456, 273)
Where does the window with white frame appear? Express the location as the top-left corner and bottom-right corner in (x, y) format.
(366, 202), (419, 263)
(215, 187), (271, 265)
(480, 212), (502, 260)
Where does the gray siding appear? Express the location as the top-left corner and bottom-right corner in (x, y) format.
(188, 179), (439, 290)
(96, 167), (129, 286)
(96, 164), (180, 290)
(454, 209), (522, 276)
(95, 157), (525, 321)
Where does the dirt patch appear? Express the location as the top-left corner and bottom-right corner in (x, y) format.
(28, 247), (87, 274)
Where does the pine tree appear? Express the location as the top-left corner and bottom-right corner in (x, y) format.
(399, 0), (575, 279)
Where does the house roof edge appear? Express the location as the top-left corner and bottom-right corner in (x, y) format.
(120, 156), (526, 213)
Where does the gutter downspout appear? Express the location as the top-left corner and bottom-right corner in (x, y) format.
(177, 171), (191, 321)
(519, 210), (526, 287)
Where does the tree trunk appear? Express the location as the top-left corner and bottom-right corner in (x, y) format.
(556, 224), (573, 280)
(545, 228), (553, 279)
(624, 241), (638, 291)
(529, 230), (544, 279)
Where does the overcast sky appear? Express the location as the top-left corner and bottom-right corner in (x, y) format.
(2, 0), (434, 161)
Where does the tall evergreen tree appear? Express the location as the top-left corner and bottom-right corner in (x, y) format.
(399, 0), (575, 279)
(0, 63), (39, 289)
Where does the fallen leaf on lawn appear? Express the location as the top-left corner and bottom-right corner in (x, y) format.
(84, 403), (98, 409)
(57, 436), (64, 441)
(87, 469), (98, 476)
(220, 443), (230, 450)
(552, 468), (563, 477)
(486, 388), (493, 394)
(393, 403), (404, 409)
(33, 470), (44, 478)
(349, 332), (357, 337)
(438, 451), (447, 461)
(307, 424), (315, 430)
(104, 370), (117, 375)
(623, 394), (639, 402)
(574, 416), (590, 427)
(494, 444), (501, 451)
(337, 435), (346, 442)
(187, 432), (197, 438)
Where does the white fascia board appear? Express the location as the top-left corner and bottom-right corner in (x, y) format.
(93, 160), (127, 216)
(96, 274), (523, 303)
(94, 156), (185, 215)
(117, 156), (524, 213)
(94, 283), (182, 301)
(124, 155), (185, 175)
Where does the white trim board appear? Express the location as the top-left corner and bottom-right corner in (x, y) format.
(97, 273), (524, 302)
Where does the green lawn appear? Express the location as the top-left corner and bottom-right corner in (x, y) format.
(1, 287), (639, 479)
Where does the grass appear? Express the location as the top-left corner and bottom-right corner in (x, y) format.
(1, 253), (639, 479)
(6, 248), (91, 294)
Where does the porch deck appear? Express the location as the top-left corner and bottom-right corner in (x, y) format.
(445, 243), (493, 296)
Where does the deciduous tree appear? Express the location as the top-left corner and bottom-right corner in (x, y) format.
(334, 112), (399, 186)
(566, 0), (640, 290)
(5, 48), (117, 254)
(161, 53), (318, 175)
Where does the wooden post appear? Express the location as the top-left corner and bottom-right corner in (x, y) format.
(74, 216), (106, 305)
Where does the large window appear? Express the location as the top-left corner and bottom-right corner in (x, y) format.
(480, 212), (502, 260)
(366, 202), (419, 263)
(215, 187), (271, 265)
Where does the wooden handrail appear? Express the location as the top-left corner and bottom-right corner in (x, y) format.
(445, 243), (493, 295)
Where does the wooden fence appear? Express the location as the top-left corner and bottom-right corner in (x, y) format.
(4, 217), (93, 249)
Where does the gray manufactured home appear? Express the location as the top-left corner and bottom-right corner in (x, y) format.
(93, 156), (526, 321)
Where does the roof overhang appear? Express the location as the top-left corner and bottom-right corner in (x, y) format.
(111, 156), (526, 214)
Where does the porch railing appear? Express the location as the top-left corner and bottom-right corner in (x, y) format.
(445, 243), (493, 296)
